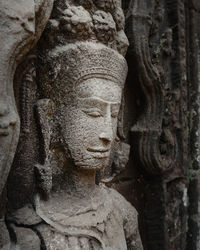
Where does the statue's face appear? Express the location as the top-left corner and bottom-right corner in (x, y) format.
(58, 78), (122, 170)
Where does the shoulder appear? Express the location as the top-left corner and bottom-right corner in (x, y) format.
(101, 185), (138, 221)
(6, 203), (42, 226)
(102, 187), (143, 249)
(6, 203), (43, 249)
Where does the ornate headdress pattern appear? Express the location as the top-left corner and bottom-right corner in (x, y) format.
(43, 0), (128, 55)
(38, 0), (129, 98)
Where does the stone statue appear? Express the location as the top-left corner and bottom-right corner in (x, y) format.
(0, 1), (54, 249)
(6, 0), (143, 249)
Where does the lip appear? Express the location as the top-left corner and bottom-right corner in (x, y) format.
(0, 128), (9, 136)
(87, 148), (110, 159)
(87, 147), (109, 153)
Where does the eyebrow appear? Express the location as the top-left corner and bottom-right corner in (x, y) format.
(77, 96), (121, 105)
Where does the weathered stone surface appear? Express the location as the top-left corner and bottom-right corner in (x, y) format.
(0, 0), (54, 200)
(0, 0), (54, 248)
(2, 0), (143, 249)
(9, 224), (41, 250)
(186, 1), (200, 248)
(0, 0), (199, 249)
(122, 0), (199, 249)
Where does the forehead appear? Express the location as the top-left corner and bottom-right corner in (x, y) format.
(75, 78), (122, 103)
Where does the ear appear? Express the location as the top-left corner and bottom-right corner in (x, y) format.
(35, 99), (53, 164)
(117, 92), (125, 140)
(34, 99), (53, 199)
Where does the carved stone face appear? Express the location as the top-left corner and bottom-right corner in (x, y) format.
(57, 78), (122, 170)
(0, 98), (18, 195)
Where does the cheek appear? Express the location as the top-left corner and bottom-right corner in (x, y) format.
(112, 118), (118, 134)
(60, 108), (102, 142)
(73, 116), (104, 143)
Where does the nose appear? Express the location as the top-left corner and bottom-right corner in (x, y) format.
(99, 132), (112, 144)
(99, 110), (113, 144)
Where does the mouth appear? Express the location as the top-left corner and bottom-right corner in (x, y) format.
(0, 128), (9, 136)
(87, 147), (109, 153)
(87, 147), (110, 159)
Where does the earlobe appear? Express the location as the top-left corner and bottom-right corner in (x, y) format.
(35, 99), (53, 164)
(117, 93), (125, 140)
(115, 135), (120, 142)
(34, 99), (53, 199)
(34, 163), (52, 200)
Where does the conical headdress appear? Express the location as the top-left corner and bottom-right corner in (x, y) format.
(37, 0), (129, 99)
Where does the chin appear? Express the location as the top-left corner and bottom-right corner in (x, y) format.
(75, 158), (109, 171)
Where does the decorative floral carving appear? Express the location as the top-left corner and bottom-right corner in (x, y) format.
(113, 6), (125, 31)
(116, 30), (129, 56)
(94, 0), (117, 12)
(60, 6), (93, 39)
(42, 1), (128, 55)
(76, 0), (94, 10)
(93, 10), (116, 43)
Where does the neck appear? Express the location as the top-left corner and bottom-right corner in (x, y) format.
(70, 167), (96, 191)
(55, 166), (97, 197)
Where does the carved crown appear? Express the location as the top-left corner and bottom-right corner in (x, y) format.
(38, 42), (128, 100)
(41, 0), (129, 56)
(37, 0), (129, 100)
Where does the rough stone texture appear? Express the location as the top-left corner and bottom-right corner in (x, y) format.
(121, 0), (199, 249)
(186, 1), (200, 249)
(0, 0), (199, 249)
(1, 0), (143, 249)
(0, 0), (54, 201)
(0, 1), (54, 249)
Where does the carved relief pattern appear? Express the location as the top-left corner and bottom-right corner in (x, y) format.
(0, 0), (195, 249)
(124, 0), (189, 249)
(0, 0), (54, 203)
(3, 0), (143, 249)
(0, 1), (54, 249)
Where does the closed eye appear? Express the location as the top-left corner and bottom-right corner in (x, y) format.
(82, 109), (102, 117)
(111, 110), (119, 118)
(111, 104), (120, 118)
(111, 112), (118, 118)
